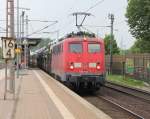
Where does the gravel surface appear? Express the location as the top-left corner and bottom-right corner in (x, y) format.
(84, 95), (140, 119)
(105, 82), (150, 102)
(100, 87), (150, 119)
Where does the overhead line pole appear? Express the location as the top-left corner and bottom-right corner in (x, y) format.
(16, 0), (19, 78)
(21, 11), (25, 45)
(21, 11), (25, 68)
(4, 0), (15, 99)
(26, 15), (29, 68)
(16, 7), (29, 77)
(108, 13), (114, 74)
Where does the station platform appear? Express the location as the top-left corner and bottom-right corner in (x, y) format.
(0, 68), (111, 119)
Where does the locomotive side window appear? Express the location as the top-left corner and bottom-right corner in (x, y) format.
(88, 43), (100, 53)
(69, 43), (82, 53)
(52, 44), (63, 55)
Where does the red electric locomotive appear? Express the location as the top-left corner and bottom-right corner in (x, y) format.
(51, 35), (105, 90)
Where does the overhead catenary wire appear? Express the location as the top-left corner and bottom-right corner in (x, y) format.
(31, 0), (105, 38)
(60, 0), (105, 32)
(83, 24), (110, 28)
(27, 21), (58, 37)
(56, 0), (78, 32)
(27, 19), (58, 23)
(81, 26), (96, 34)
(72, 0), (105, 31)
(34, 0), (77, 38)
(29, 23), (35, 34)
(85, 0), (105, 12)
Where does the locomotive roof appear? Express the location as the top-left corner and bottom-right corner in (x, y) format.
(63, 36), (104, 43)
(51, 37), (104, 48)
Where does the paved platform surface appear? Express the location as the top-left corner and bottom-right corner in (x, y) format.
(0, 69), (112, 119)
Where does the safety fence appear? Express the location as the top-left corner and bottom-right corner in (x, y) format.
(105, 54), (150, 83)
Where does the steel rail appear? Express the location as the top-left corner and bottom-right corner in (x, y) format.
(98, 96), (144, 119)
(105, 81), (150, 102)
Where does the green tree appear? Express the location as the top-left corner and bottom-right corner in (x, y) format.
(130, 39), (141, 53)
(130, 39), (150, 53)
(104, 35), (120, 55)
(126, 0), (150, 53)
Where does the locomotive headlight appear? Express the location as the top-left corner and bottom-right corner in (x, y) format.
(70, 62), (74, 69)
(96, 65), (101, 70)
(70, 65), (74, 69)
(96, 62), (101, 70)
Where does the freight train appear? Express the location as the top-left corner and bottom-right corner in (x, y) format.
(33, 32), (106, 91)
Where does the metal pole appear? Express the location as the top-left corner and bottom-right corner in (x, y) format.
(4, 60), (7, 100)
(19, 13), (22, 66)
(5, 0), (8, 100)
(16, 0), (20, 78)
(26, 15), (28, 40)
(26, 15), (28, 68)
(22, 11), (25, 40)
(108, 13), (114, 74)
(6, 0), (15, 96)
(9, 0), (15, 92)
(22, 11), (25, 68)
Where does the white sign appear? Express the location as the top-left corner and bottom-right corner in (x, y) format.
(2, 37), (15, 59)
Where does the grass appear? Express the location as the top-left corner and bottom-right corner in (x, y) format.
(107, 74), (145, 87)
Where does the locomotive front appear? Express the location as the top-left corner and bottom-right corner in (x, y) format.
(64, 37), (105, 90)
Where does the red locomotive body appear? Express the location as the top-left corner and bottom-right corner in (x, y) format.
(51, 37), (105, 90)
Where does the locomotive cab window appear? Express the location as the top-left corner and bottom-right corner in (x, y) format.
(88, 43), (100, 53)
(69, 43), (82, 53)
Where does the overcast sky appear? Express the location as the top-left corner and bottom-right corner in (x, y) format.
(0, 0), (135, 49)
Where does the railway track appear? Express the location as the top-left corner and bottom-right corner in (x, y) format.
(34, 68), (150, 118)
(105, 81), (150, 103)
(84, 95), (143, 119)
(96, 82), (150, 119)
(82, 81), (150, 119)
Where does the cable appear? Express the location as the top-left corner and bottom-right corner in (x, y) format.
(58, 19), (75, 35)
(27, 22), (57, 37)
(29, 23), (34, 33)
(65, 0), (77, 14)
(28, 20), (57, 23)
(57, 0), (78, 34)
(81, 26), (95, 34)
(85, 0), (105, 12)
(56, 0), (105, 37)
(83, 24), (110, 28)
